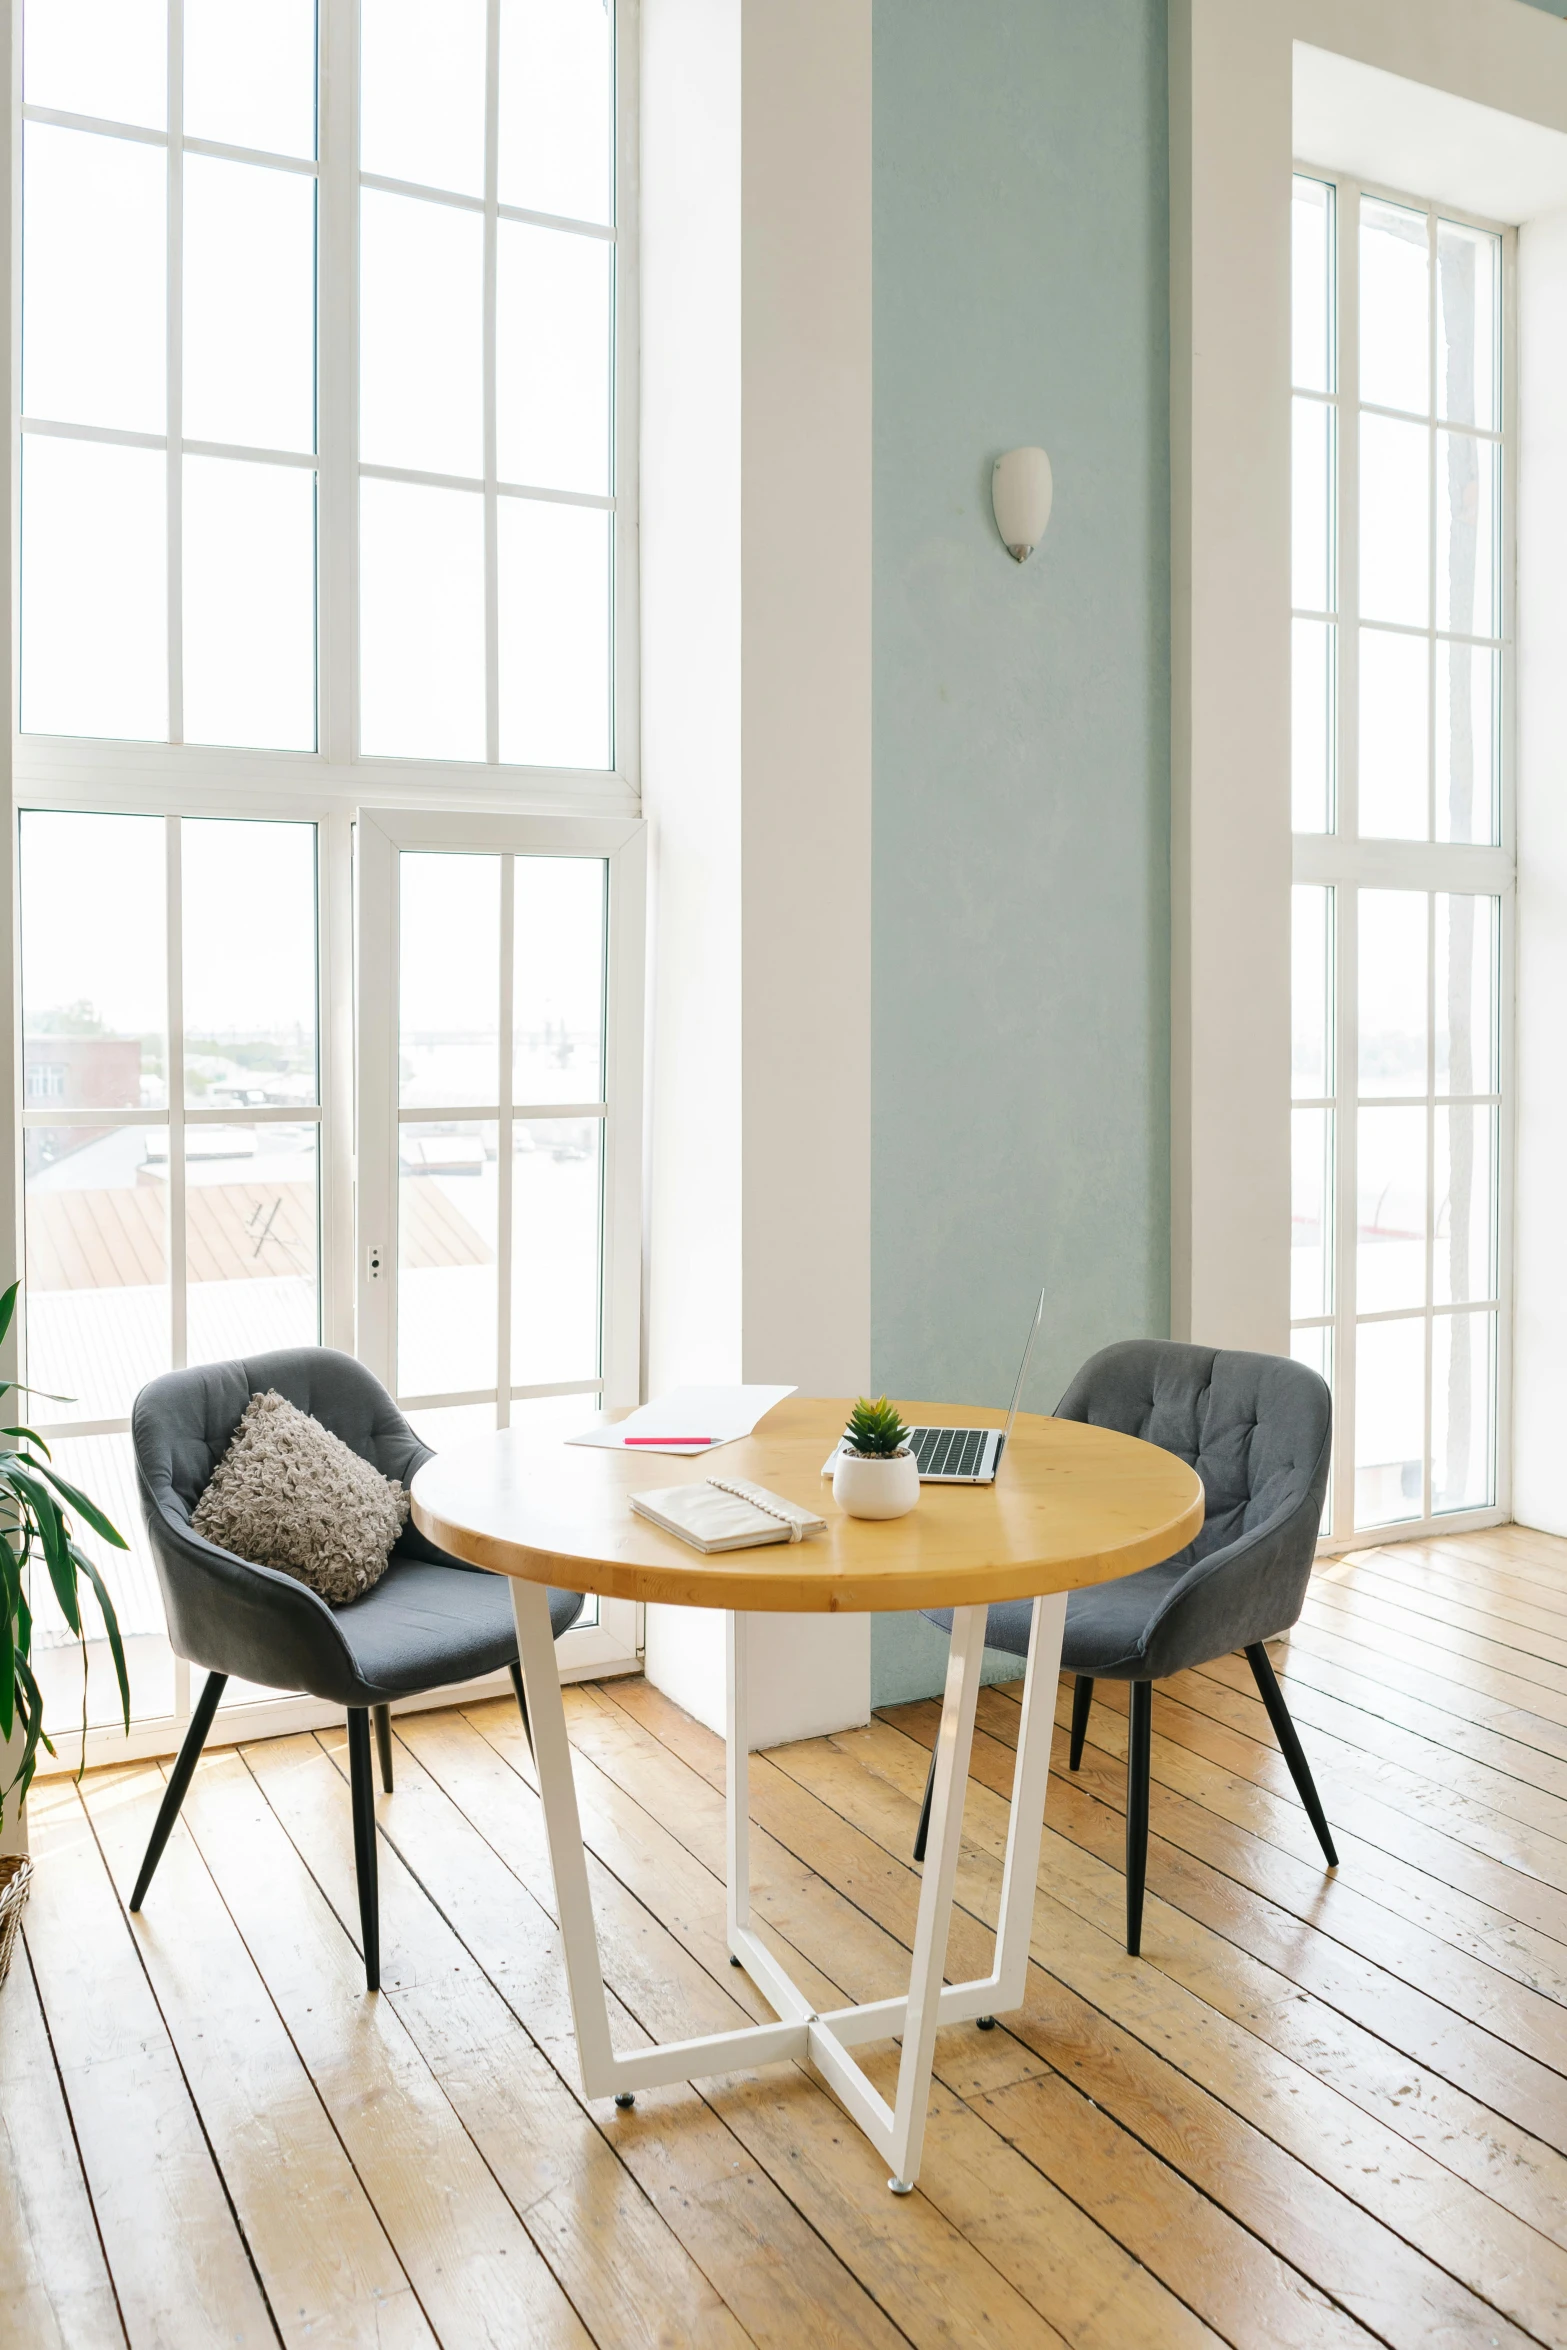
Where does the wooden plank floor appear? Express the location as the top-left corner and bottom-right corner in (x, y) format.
(7, 1525), (1567, 2349)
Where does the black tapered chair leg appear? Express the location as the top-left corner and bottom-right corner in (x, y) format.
(130, 1670), (228, 1910)
(1246, 1642), (1338, 1868)
(508, 1661), (534, 1762)
(1125, 1680), (1152, 1956)
(1068, 1675), (1094, 1769)
(373, 1703), (394, 1793)
(346, 1709), (381, 1992)
(912, 1740), (937, 1864)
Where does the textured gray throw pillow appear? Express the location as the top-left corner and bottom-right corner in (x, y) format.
(192, 1389), (410, 1606)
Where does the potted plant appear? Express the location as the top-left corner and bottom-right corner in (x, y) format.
(0, 1279), (131, 1982)
(833, 1396), (921, 1521)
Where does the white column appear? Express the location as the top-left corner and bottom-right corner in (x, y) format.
(1169, 0), (1294, 1355)
(1514, 204), (1567, 1534)
(640, 0), (872, 1740)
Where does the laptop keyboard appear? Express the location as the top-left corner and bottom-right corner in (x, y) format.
(909, 1426), (991, 1479)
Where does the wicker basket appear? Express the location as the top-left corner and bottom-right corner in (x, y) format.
(0, 1854), (33, 1989)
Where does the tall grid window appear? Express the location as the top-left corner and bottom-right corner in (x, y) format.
(12, 0), (641, 1753)
(1290, 171), (1513, 1543)
(20, 1), (319, 750)
(358, 0), (617, 768)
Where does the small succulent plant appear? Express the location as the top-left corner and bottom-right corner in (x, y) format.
(843, 1396), (911, 1459)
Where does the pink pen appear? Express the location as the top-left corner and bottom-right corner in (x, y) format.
(623, 1435), (716, 1446)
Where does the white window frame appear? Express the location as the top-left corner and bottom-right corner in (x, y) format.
(7, 2), (646, 1771)
(1292, 165), (1516, 1549)
(355, 804), (645, 1676)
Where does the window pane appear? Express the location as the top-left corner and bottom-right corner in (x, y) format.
(399, 854), (501, 1109)
(1291, 884), (1331, 1100)
(1437, 220), (1499, 433)
(360, 478), (485, 760)
(1359, 889), (1427, 1098)
(1291, 176), (1333, 395)
(1355, 1316), (1424, 1528)
(1435, 893), (1496, 1096)
(1357, 627), (1427, 841)
(1360, 196), (1428, 418)
(1436, 432), (1497, 639)
(184, 0), (317, 160)
(1435, 643), (1499, 846)
(21, 436), (167, 741)
(1292, 618), (1334, 832)
(1292, 1107), (1332, 1319)
(360, 190), (483, 477)
(24, 1125), (170, 1422)
(398, 1122), (498, 1396)
(184, 157), (315, 452)
(185, 1122), (319, 1364)
(24, 0), (166, 130)
(1432, 1311), (1493, 1513)
(1290, 1324), (1333, 1537)
(361, 0), (485, 196)
(402, 1400), (497, 1448)
(499, 0), (612, 224)
(182, 820), (318, 1109)
(1360, 413), (1428, 628)
(183, 458), (316, 751)
(497, 499), (611, 768)
(1291, 396), (1333, 613)
(28, 1433), (171, 1732)
(497, 223), (610, 495)
(1434, 1106), (1495, 1307)
(20, 811), (167, 1111)
(24, 124), (165, 433)
(514, 856), (606, 1104)
(1357, 1105), (1426, 1314)
(512, 1119), (602, 1384)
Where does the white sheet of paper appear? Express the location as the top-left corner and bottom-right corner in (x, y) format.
(567, 1385), (797, 1456)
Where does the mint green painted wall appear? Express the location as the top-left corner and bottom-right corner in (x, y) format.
(871, 1), (1170, 1705)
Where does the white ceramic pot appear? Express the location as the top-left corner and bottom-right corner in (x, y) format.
(833, 1447), (920, 1521)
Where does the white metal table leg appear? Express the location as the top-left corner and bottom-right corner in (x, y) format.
(512, 1576), (1066, 2193)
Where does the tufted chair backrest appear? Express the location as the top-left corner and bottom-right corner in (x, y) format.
(1054, 1339), (1330, 1566)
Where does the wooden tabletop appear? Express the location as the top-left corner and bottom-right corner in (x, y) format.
(410, 1394), (1205, 1614)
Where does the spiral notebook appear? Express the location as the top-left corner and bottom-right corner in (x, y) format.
(629, 1477), (826, 1554)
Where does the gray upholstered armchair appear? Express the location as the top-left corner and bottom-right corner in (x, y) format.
(917, 1339), (1335, 1955)
(129, 1347), (583, 1989)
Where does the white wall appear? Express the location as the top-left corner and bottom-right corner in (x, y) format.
(639, 0), (873, 1741)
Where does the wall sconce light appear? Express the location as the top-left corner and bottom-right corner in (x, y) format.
(991, 447), (1053, 563)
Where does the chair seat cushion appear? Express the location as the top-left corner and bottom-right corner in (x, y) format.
(329, 1561), (585, 1703)
(922, 1560), (1191, 1683)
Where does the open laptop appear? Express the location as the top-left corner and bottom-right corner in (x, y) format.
(823, 1288), (1048, 1486)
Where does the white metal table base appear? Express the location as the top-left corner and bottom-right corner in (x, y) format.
(510, 1580), (1068, 2193)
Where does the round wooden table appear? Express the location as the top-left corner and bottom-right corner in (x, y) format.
(411, 1395), (1203, 2194)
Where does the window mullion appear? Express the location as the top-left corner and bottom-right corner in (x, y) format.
(1333, 877), (1356, 1542)
(166, 815), (188, 1368)
(317, 0), (357, 763)
(496, 855), (514, 1424)
(1336, 180), (1358, 845)
(483, 0), (501, 767)
(167, 0), (184, 745)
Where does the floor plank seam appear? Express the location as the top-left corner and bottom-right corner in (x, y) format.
(73, 1773), (291, 2350)
(16, 1930), (134, 2350)
(193, 1745), (451, 2350)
